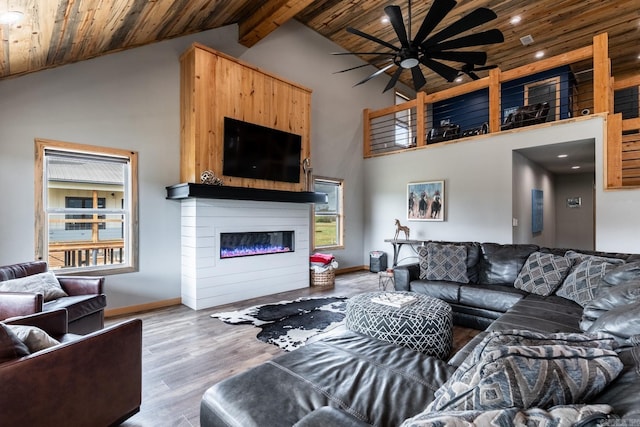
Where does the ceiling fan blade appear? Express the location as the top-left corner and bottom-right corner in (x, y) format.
(429, 50), (487, 65)
(423, 8), (498, 48)
(384, 67), (404, 93)
(429, 29), (504, 51)
(354, 63), (395, 87)
(384, 5), (410, 48)
(347, 27), (398, 51)
(420, 58), (460, 82)
(474, 64), (498, 71)
(411, 66), (427, 91)
(333, 61), (387, 74)
(467, 71), (480, 80)
(413, 0), (457, 46)
(331, 52), (396, 56)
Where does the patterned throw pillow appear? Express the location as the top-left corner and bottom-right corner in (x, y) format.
(514, 252), (573, 296)
(0, 271), (68, 302)
(400, 404), (613, 427)
(422, 243), (469, 284)
(556, 257), (625, 307)
(429, 344), (622, 412)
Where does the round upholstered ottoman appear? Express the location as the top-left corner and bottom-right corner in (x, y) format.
(346, 291), (453, 359)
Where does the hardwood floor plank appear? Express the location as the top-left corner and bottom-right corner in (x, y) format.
(108, 270), (480, 426)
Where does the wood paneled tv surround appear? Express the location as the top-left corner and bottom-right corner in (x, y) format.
(179, 43), (312, 192)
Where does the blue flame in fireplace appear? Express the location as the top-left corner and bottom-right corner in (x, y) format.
(220, 231), (294, 259)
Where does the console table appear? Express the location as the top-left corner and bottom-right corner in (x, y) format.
(384, 239), (425, 267)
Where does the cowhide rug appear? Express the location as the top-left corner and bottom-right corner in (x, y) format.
(211, 296), (347, 351)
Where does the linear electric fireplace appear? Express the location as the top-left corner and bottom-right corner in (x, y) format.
(220, 231), (295, 259)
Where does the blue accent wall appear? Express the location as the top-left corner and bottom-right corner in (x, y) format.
(431, 66), (575, 133)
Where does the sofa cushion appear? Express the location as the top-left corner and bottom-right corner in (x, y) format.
(479, 243), (538, 286)
(488, 294), (583, 334)
(513, 252), (573, 296)
(458, 284), (526, 313)
(401, 404), (613, 427)
(0, 323), (30, 362)
(602, 261), (640, 286)
(428, 330), (623, 412)
(582, 280), (640, 325)
(422, 243), (469, 284)
(409, 280), (460, 304)
(556, 256), (625, 307)
(5, 324), (60, 352)
(43, 294), (106, 322)
(587, 301), (640, 344)
(0, 271), (68, 302)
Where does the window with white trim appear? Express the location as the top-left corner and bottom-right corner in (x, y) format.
(313, 177), (344, 249)
(35, 139), (138, 274)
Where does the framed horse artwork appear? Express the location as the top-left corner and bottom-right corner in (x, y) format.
(407, 180), (444, 221)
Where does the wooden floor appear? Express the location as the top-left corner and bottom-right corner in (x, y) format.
(107, 270), (480, 427)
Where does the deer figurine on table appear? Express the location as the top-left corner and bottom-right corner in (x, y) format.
(394, 219), (410, 240)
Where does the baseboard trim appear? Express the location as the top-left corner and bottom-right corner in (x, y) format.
(335, 265), (368, 275)
(105, 297), (182, 318)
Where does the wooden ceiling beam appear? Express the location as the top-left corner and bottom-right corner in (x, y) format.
(238, 0), (317, 48)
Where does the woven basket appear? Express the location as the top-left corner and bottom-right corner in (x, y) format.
(310, 268), (335, 287)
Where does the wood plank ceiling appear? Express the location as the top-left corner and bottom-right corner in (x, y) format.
(0, 0), (638, 94)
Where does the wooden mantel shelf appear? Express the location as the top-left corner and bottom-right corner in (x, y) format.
(166, 183), (327, 204)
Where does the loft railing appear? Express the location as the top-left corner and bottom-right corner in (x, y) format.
(363, 33), (638, 190)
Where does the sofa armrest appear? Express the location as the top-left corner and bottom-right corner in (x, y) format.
(0, 318), (142, 427)
(4, 309), (68, 337)
(393, 263), (420, 291)
(0, 292), (44, 320)
(293, 407), (371, 427)
(57, 275), (104, 295)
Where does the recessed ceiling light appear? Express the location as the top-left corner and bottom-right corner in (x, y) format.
(510, 16), (521, 24)
(0, 11), (24, 25)
(381, 16), (389, 24)
(571, 166), (581, 169)
(535, 51), (545, 59)
(455, 76), (463, 83)
(557, 154), (568, 158)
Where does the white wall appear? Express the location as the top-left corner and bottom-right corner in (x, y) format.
(0, 21), (393, 309)
(363, 116), (640, 266)
(512, 151), (556, 247)
(555, 173), (595, 250)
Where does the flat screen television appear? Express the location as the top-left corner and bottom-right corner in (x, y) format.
(223, 117), (302, 183)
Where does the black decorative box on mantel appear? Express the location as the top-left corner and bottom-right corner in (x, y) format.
(166, 183), (328, 204)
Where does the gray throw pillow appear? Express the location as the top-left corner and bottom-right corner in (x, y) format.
(582, 280), (640, 322)
(0, 271), (68, 302)
(514, 252), (573, 296)
(429, 344), (622, 412)
(602, 261), (640, 286)
(0, 324), (30, 363)
(556, 257), (625, 307)
(423, 242), (469, 284)
(5, 325), (60, 352)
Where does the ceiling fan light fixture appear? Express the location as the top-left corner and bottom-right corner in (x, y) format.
(0, 10), (24, 24)
(400, 57), (419, 68)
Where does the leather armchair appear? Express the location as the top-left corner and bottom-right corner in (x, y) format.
(0, 309), (142, 426)
(0, 261), (106, 334)
(502, 102), (551, 130)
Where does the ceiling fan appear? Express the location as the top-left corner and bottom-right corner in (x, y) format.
(458, 63), (498, 80)
(333, 0), (504, 92)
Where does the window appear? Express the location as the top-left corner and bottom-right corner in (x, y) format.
(313, 177), (344, 249)
(35, 139), (138, 274)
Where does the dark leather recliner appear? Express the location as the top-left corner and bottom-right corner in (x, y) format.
(427, 124), (460, 144)
(501, 102), (551, 130)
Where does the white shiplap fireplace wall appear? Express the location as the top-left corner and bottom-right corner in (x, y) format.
(180, 198), (310, 310)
